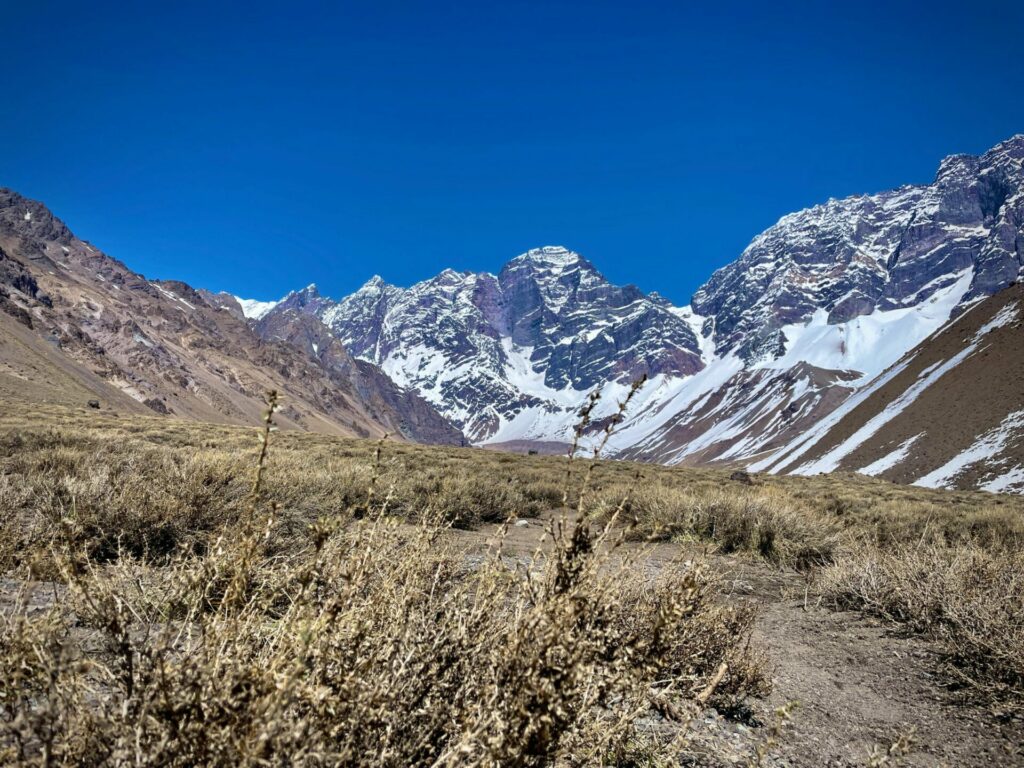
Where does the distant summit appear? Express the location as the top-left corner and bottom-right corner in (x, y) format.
(255, 245), (700, 442)
(251, 135), (1024, 492)
(3, 135), (1021, 492)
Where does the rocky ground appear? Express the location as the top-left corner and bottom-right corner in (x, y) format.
(453, 511), (1024, 767)
(5, 512), (1019, 767)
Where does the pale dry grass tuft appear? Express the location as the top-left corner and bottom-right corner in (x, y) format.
(818, 544), (1024, 715)
(0, 397), (771, 766)
(595, 484), (840, 569)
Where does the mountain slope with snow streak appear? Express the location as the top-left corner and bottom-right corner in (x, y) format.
(752, 282), (1024, 492)
(250, 135), (1024, 491)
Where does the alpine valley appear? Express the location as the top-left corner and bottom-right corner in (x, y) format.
(3, 135), (1023, 493)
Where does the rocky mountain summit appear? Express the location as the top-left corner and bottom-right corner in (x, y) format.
(695, 134), (1024, 361)
(253, 135), (1024, 491)
(255, 247), (703, 442)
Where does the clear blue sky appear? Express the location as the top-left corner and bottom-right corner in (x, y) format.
(3, 1), (1022, 305)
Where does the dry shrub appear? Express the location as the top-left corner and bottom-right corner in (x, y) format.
(390, 470), (544, 527)
(615, 570), (770, 708)
(7, 400), (1024, 735)
(520, 478), (566, 509)
(600, 484), (839, 569)
(778, 474), (1024, 553)
(0, 399), (770, 765)
(0, 428), (555, 573)
(818, 544), (1024, 715)
(1, 443), (250, 571)
(0, 507), (768, 765)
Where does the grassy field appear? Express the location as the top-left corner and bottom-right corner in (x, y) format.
(1, 401), (1022, 764)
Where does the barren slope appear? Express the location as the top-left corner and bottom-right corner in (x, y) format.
(0, 188), (462, 443)
(757, 283), (1024, 492)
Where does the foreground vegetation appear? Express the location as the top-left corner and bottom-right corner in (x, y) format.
(0, 402), (775, 765)
(0, 401), (1022, 764)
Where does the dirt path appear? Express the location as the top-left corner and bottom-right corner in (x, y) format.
(450, 513), (1024, 767)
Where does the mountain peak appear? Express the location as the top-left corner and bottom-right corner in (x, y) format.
(647, 290), (673, 308)
(357, 275), (389, 292)
(234, 296), (280, 320)
(516, 245), (578, 264)
(991, 133), (1024, 152)
(425, 268), (471, 287)
(504, 247), (598, 278)
(935, 152), (978, 184)
(263, 282), (331, 316)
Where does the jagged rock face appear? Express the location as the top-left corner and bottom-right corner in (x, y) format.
(255, 298), (464, 445)
(195, 289), (246, 321)
(495, 249), (702, 388)
(693, 135), (1024, 360)
(250, 136), (1024, 492)
(265, 247), (704, 441)
(318, 270), (518, 441)
(0, 187), (462, 445)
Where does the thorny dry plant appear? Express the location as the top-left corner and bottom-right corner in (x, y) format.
(2, 386), (1021, 762)
(0, 385), (780, 766)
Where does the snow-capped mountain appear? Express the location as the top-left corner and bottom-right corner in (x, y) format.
(6, 127), (1019, 490)
(234, 296), (280, 320)
(258, 247), (703, 443)
(694, 134), (1024, 362)
(610, 134), (1024, 469)
(255, 135), (1024, 491)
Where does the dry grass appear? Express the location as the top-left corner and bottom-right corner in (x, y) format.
(0, 402), (774, 766)
(2, 401), (1023, 762)
(0, 412), (557, 574)
(2, 405), (1020, 573)
(818, 544), (1024, 716)
(594, 484), (842, 569)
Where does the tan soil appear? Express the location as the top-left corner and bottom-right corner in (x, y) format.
(450, 511), (1024, 767)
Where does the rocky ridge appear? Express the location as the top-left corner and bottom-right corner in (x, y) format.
(252, 135), (1024, 491)
(0, 188), (462, 444)
(259, 247), (703, 442)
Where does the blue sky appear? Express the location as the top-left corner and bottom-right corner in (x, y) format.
(3, 1), (1022, 305)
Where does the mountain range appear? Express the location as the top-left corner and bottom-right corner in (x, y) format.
(0, 189), (461, 445)
(2, 135), (1022, 492)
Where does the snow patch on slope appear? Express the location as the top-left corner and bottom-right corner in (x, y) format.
(983, 466), (1024, 494)
(669, 305), (715, 361)
(153, 284), (196, 310)
(763, 269), (973, 382)
(234, 296), (281, 320)
(858, 433), (922, 476)
(605, 354), (746, 460)
(747, 358), (912, 474)
(914, 410), (1024, 490)
(974, 301), (1019, 339)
